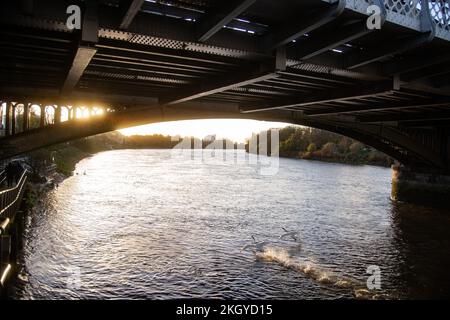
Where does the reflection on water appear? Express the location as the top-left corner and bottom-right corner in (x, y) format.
(390, 203), (450, 299)
(13, 150), (450, 299)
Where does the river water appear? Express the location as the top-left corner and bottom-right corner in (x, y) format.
(12, 149), (450, 299)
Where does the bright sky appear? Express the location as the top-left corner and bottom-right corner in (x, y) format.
(119, 119), (290, 143)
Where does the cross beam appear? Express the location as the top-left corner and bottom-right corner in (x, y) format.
(240, 82), (394, 113)
(262, 0), (346, 52)
(359, 110), (450, 123)
(62, 0), (98, 95)
(119, 0), (145, 30)
(294, 22), (371, 60)
(346, 1), (434, 70)
(197, 0), (257, 42)
(305, 100), (450, 117)
(346, 33), (435, 70)
(162, 49), (286, 106)
(62, 46), (97, 95)
(383, 53), (450, 76)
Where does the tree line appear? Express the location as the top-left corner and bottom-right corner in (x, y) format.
(277, 126), (394, 167)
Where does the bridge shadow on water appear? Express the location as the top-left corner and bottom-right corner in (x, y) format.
(390, 202), (450, 299)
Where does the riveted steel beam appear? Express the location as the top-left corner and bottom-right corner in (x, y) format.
(62, 0), (98, 95)
(262, 0), (346, 52)
(162, 48), (286, 106)
(345, 0), (435, 69)
(288, 0), (385, 60)
(240, 81), (393, 113)
(197, 0), (257, 43)
(119, 0), (145, 30)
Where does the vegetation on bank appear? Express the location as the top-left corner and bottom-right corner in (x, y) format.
(22, 183), (40, 209)
(28, 145), (90, 176)
(26, 132), (183, 176)
(27, 132), (241, 175)
(277, 126), (394, 167)
(24, 126), (394, 177)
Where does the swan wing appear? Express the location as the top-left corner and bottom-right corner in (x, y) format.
(280, 233), (290, 240)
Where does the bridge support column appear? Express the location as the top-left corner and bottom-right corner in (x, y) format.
(10, 103), (16, 135)
(54, 106), (61, 124)
(4, 103), (11, 136)
(69, 107), (74, 121)
(391, 164), (450, 209)
(23, 103), (30, 131)
(39, 104), (45, 127)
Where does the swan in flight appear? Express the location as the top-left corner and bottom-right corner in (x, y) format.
(279, 228), (300, 242)
(241, 236), (269, 253)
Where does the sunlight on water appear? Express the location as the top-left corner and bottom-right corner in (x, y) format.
(13, 150), (450, 300)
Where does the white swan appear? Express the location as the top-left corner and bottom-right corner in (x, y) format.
(241, 236), (269, 253)
(279, 227), (300, 242)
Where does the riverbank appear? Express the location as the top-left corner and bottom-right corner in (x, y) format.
(2, 167), (67, 299)
(275, 126), (394, 167)
(279, 150), (393, 167)
(2, 140), (93, 298)
(29, 128), (394, 178)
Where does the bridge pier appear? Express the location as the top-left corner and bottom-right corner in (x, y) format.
(69, 107), (75, 121)
(4, 103), (11, 137)
(54, 106), (61, 124)
(391, 164), (450, 209)
(10, 103), (16, 136)
(23, 103), (30, 132)
(39, 105), (45, 128)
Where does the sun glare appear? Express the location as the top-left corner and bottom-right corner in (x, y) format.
(118, 119), (289, 143)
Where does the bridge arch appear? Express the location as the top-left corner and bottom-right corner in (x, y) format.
(44, 105), (56, 125)
(13, 103), (25, 134)
(1, 103), (449, 207)
(0, 105), (444, 171)
(59, 106), (71, 122)
(29, 104), (42, 129)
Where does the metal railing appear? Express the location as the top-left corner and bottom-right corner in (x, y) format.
(0, 169), (27, 290)
(0, 169), (28, 230)
(0, 171), (5, 186)
(429, 0), (450, 39)
(347, 0), (450, 40)
(385, 0), (422, 19)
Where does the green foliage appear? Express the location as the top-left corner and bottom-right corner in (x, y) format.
(122, 134), (179, 149)
(320, 142), (338, 157)
(23, 185), (38, 208)
(277, 126), (393, 167)
(307, 143), (317, 153)
(280, 130), (306, 154)
(52, 146), (90, 176)
(349, 142), (364, 154)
